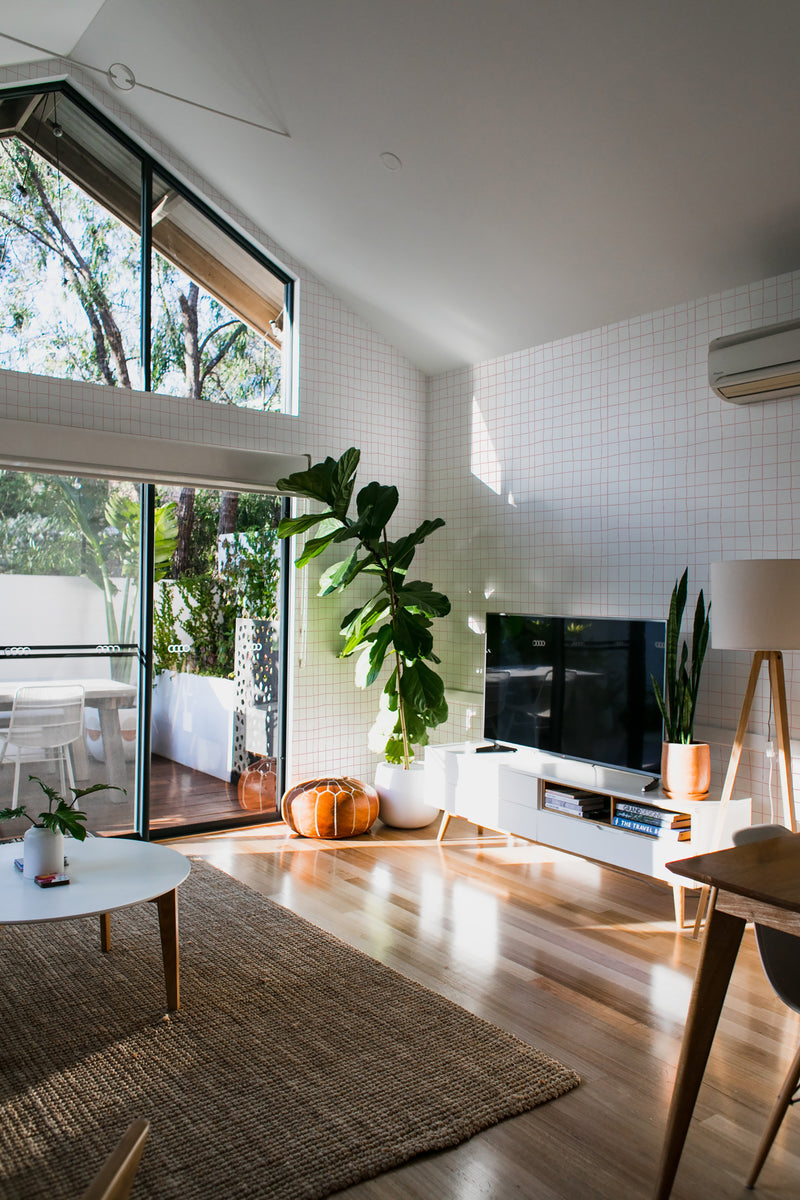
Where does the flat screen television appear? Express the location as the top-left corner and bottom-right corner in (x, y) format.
(483, 612), (666, 775)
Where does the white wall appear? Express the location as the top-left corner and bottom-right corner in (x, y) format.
(0, 574), (129, 681)
(428, 274), (800, 824)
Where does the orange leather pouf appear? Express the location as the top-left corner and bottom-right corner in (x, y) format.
(281, 776), (379, 839)
(237, 757), (278, 813)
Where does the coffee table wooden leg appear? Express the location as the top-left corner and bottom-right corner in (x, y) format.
(99, 912), (111, 951)
(156, 888), (180, 1011)
(654, 896), (745, 1199)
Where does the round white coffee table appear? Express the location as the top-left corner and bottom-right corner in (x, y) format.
(0, 837), (190, 1010)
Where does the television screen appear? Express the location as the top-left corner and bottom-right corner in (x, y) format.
(483, 612), (666, 774)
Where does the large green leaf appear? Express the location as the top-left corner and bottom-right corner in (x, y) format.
(364, 623), (394, 687)
(277, 510), (335, 538)
(394, 581), (451, 618)
(400, 660), (448, 724)
(331, 448), (361, 518)
(294, 529), (341, 568)
(355, 482), (399, 540)
(388, 518), (446, 572)
(276, 456), (341, 506)
(392, 608), (434, 660)
(319, 549), (361, 596)
(153, 502), (178, 582)
(340, 597), (390, 656)
(40, 800), (89, 840)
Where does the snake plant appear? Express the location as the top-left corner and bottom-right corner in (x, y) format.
(651, 569), (710, 744)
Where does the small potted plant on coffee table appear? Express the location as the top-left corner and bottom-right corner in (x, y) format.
(0, 776), (123, 878)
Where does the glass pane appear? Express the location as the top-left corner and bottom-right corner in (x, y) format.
(0, 471), (141, 836)
(150, 171), (285, 411)
(150, 486), (282, 831)
(0, 90), (143, 388)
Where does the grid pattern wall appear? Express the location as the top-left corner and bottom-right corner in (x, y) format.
(428, 275), (800, 824)
(0, 59), (428, 789)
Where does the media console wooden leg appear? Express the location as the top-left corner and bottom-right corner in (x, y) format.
(671, 885), (686, 930)
(653, 896), (745, 1199)
(155, 888), (180, 1011)
(99, 912), (111, 952)
(436, 812), (452, 842)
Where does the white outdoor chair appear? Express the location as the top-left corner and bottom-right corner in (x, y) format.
(0, 684), (85, 805)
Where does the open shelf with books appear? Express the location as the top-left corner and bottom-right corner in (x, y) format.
(425, 744), (752, 929)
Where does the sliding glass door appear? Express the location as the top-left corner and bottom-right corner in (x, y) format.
(0, 471), (287, 840)
(0, 472), (142, 835)
(147, 485), (285, 835)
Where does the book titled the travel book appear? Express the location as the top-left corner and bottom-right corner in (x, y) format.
(614, 800), (690, 828)
(612, 801), (691, 840)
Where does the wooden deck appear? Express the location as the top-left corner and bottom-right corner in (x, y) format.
(0, 753), (270, 842)
(149, 754), (247, 831)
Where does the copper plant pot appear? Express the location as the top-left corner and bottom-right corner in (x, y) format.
(660, 741), (711, 803)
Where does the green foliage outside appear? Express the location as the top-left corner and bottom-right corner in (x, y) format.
(277, 448), (450, 766)
(0, 126), (285, 679)
(0, 134), (282, 409)
(152, 490), (281, 678)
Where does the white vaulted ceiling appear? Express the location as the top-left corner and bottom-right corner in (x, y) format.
(2, 1), (800, 375)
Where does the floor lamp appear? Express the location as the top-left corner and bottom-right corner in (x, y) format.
(692, 559), (800, 937)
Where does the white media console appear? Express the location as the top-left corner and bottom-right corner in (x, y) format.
(424, 743), (752, 928)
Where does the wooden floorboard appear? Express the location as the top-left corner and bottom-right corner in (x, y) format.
(161, 818), (800, 1200)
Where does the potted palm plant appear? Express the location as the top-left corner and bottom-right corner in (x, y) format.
(651, 569), (711, 802)
(0, 775), (123, 878)
(277, 448), (450, 827)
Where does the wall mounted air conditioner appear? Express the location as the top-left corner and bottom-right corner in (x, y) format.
(709, 318), (800, 404)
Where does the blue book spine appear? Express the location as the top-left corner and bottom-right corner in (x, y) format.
(612, 815), (660, 837)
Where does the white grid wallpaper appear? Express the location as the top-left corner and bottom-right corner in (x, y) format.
(428, 274), (800, 823)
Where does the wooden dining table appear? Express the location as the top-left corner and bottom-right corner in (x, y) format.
(654, 833), (800, 1198)
(0, 678), (137, 790)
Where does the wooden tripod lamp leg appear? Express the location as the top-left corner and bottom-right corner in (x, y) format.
(692, 652), (766, 940)
(767, 650), (797, 833)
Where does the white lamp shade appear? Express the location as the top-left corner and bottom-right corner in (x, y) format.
(710, 559), (800, 650)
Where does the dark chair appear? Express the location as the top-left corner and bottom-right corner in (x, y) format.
(731, 823), (800, 1188)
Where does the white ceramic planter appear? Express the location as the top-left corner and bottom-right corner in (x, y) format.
(23, 827), (64, 879)
(374, 761), (439, 829)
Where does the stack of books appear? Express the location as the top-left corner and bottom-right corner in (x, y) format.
(543, 786), (611, 820)
(612, 800), (691, 840)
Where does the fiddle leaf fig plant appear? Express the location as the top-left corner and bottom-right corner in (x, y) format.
(0, 775), (124, 840)
(651, 569), (710, 744)
(277, 448), (451, 767)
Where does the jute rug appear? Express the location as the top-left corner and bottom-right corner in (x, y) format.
(0, 858), (579, 1199)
